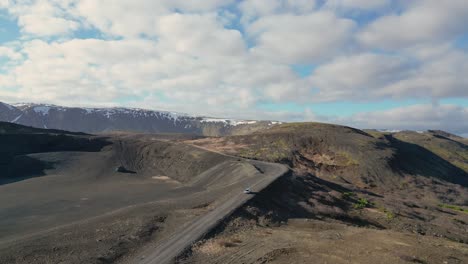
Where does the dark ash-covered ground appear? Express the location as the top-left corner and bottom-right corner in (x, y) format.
(0, 123), (267, 264)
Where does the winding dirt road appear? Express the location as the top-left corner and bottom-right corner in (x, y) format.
(136, 160), (289, 264)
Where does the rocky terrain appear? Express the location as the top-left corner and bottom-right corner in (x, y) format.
(0, 102), (277, 136)
(1, 119), (467, 264)
(0, 122), (279, 264)
(182, 122), (468, 264)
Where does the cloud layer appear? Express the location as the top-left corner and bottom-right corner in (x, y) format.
(338, 104), (468, 136)
(0, 0), (467, 134)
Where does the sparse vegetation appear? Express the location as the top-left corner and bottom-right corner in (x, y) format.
(194, 238), (242, 256)
(341, 192), (373, 210)
(399, 181), (410, 190)
(438, 204), (468, 214)
(237, 139), (290, 161)
(337, 151), (359, 166)
(393, 131), (468, 173)
(452, 218), (466, 225)
(453, 160), (468, 173)
(341, 192), (356, 199)
(377, 206), (396, 220)
(385, 210), (395, 220)
(217, 239), (238, 248)
(353, 198), (371, 209)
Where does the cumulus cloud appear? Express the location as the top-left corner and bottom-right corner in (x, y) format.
(155, 13), (245, 58)
(310, 46), (468, 101)
(359, 0), (468, 49)
(73, 0), (235, 37)
(0, 46), (22, 60)
(18, 15), (79, 36)
(380, 49), (468, 99)
(310, 53), (413, 101)
(0, 0), (9, 8)
(248, 12), (356, 63)
(339, 104), (468, 135)
(0, 36), (310, 115)
(239, 0), (317, 23)
(324, 0), (391, 11)
(2, 0), (79, 36)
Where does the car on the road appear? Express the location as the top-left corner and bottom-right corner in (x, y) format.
(243, 188), (251, 194)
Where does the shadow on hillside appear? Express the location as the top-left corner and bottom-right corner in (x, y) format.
(432, 134), (468, 150)
(0, 134), (111, 185)
(0, 121), (89, 136)
(386, 135), (468, 187)
(206, 171), (386, 239)
(0, 156), (52, 185)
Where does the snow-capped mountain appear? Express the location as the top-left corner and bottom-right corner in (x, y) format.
(0, 102), (278, 136)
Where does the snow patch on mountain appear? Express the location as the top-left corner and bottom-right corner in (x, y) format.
(13, 103), (67, 114)
(83, 108), (95, 114)
(8, 103), (265, 127)
(81, 107), (192, 123)
(33, 106), (51, 115)
(231, 120), (258, 126)
(200, 118), (258, 126)
(201, 118), (229, 124)
(377, 129), (403, 133)
(12, 103), (33, 108)
(160, 111), (187, 123)
(1, 102), (281, 135)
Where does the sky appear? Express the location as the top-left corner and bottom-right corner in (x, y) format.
(0, 0), (467, 136)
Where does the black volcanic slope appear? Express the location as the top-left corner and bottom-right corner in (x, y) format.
(0, 122), (109, 184)
(0, 122), (273, 264)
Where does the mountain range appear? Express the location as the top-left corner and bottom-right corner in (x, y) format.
(0, 102), (278, 136)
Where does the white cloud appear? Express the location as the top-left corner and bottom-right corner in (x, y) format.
(324, 0), (390, 11)
(18, 14), (79, 36)
(239, 0), (317, 23)
(2, 0), (79, 36)
(0, 35), (310, 116)
(310, 48), (468, 101)
(380, 49), (468, 99)
(155, 13), (245, 58)
(359, 0), (468, 49)
(340, 104), (468, 135)
(248, 12), (356, 63)
(0, 46), (22, 60)
(281, 103), (468, 135)
(74, 0), (235, 37)
(310, 53), (412, 101)
(0, 0), (8, 8)
(3, 39), (159, 103)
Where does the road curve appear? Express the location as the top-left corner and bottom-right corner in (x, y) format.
(136, 160), (289, 264)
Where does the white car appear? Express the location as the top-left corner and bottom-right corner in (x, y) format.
(243, 188), (252, 194)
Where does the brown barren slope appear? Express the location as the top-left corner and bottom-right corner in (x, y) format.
(182, 122), (468, 264)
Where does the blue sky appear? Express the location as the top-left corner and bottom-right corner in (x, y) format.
(0, 11), (19, 43)
(0, 0), (467, 135)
